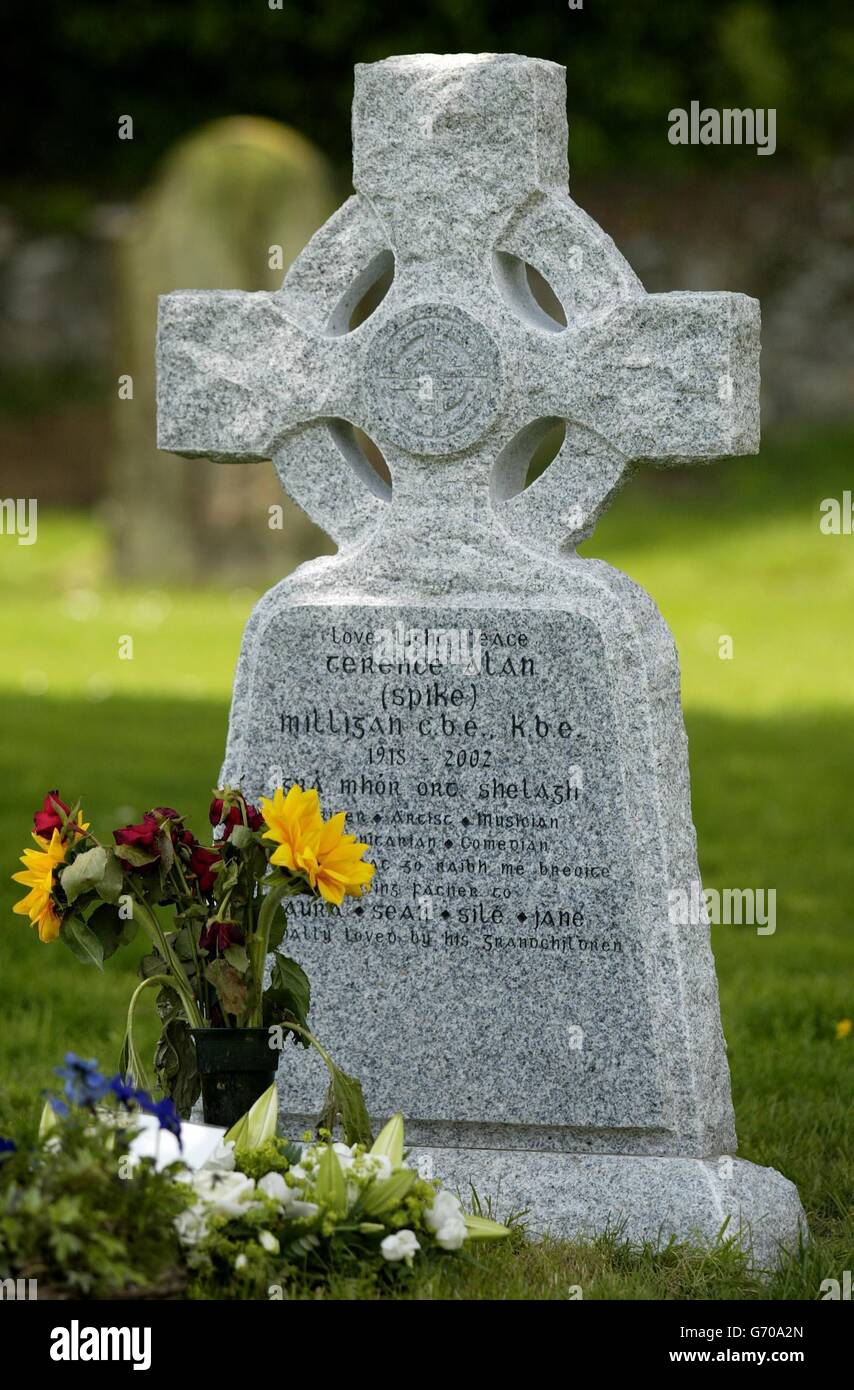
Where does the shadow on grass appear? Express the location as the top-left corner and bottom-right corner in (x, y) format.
(580, 420), (854, 556)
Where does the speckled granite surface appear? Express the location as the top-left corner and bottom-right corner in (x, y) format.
(158, 53), (804, 1260)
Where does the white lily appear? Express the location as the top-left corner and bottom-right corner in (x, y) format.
(189, 1169), (256, 1217)
(174, 1205), (209, 1247)
(224, 1082), (278, 1154)
(434, 1215), (468, 1250)
(424, 1190), (464, 1233)
(380, 1229), (420, 1264)
(202, 1139), (236, 1173)
(370, 1113), (404, 1167)
(257, 1171), (289, 1203)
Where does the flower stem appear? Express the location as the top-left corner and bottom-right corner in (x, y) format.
(131, 897), (203, 1028)
(247, 877), (297, 1027)
(123, 973), (173, 1091)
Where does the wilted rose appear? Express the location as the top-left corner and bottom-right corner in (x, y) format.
(113, 814), (160, 853)
(189, 844), (221, 895)
(209, 794), (263, 839)
(199, 920), (244, 956)
(113, 807), (187, 862)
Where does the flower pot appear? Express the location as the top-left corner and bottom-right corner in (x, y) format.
(191, 1028), (277, 1130)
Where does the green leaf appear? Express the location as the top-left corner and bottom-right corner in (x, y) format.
(138, 950), (165, 980)
(224, 942), (250, 973)
(38, 1100), (58, 1139)
(59, 914), (104, 969)
(266, 912), (287, 954)
(95, 850), (125, 904)
(60, 846), (107, 904)
(205, 959), (249, 1020)
(113, 842), (160, 868)
(224, 1081), (278, 1151)
(262, 954), (310, 1033)
(229, 824), (255, 849)
(118, 917), (138, 946)
(463, 1213), (511, 1240)
(155, 984), (183, 1025)
(172, 924), (199, 964)
(171, 924), (203, 991)
(154, 1018), (200, 1119)
(216, 859), (240, 896)
(316, 1063), (372, 1148)
(314, 1144), (348, 1214)
(83, 902), (126, 962)
(370, 1112), (404, 1166)
(360, 1168), (416, 1217)
(157, 829), (174, 875)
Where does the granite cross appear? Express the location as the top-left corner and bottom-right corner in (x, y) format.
(157, 52), (758, 560)
(155, 55), (805, 1265)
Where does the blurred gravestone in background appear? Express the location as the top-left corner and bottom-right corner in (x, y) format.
(110, 116), (337, 582)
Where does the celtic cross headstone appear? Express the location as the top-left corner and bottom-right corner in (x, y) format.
(158, 53), (805, 1262)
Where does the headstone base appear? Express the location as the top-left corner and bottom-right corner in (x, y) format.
(408, 1147), (807, 1271)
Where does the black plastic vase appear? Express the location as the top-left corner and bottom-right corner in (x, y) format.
(191, 1028), (277, 1129)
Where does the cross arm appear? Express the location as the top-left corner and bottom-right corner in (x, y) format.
(156, 291), (357, 463)
(523, 290), (760, 465)
(494, 290), (760, 555)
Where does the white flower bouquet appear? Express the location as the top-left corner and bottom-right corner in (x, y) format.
(176, 1097), (510, 1289)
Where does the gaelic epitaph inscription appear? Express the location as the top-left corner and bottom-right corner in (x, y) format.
(235, 606), (664, 1145)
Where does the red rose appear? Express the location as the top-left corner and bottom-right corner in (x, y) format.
(114, 814), (160, 853)
(209, 795), (263, 839)
(34, 791), (70, 840)
(199, 920), (244, 956)
(114, 806), (187, 859)
(189, 845), (221, 896)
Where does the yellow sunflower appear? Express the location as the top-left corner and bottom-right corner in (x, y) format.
(260, 785), (323, 871)
(12, 829), (68, 942)
(272, 811), (375, 906)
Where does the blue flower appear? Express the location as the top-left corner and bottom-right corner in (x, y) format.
(0, 1137), (16, 1155)
(45, 1056), (183, 1149)
(139, 1096), (183, 1146)
(55, 1054), (110, 1108)
(107, 1075), (142, 1109)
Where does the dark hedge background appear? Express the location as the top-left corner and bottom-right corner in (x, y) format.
(5, 0), (852, 222)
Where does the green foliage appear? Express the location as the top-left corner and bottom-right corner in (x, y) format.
(153, 1016), (199, 1117)
(235, 1137), (301, 1181)
(0, 1112), (189, 1298)
(263, 954), (311, 1038)
(316, 1060), (373, 1149)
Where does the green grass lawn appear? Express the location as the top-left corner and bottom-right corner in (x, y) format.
(0, 422), (851, 1299)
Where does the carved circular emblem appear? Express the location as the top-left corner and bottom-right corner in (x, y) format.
(364, 305), (502, 455)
